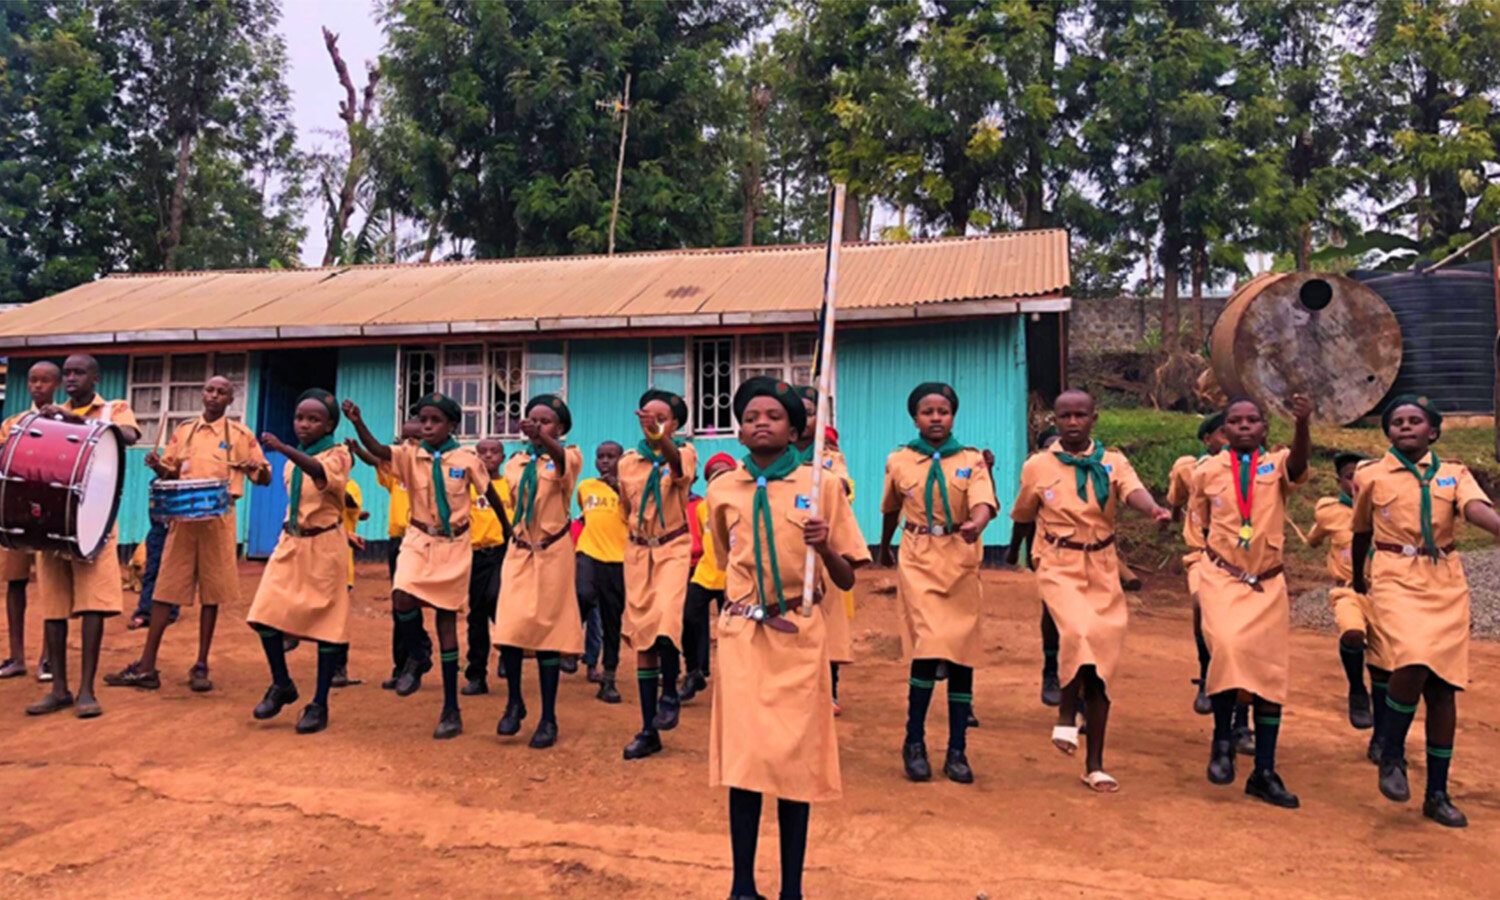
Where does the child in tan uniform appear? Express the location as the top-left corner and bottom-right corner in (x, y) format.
(0, 361), (60, 680)
(245, 389), (351, 734)
(1353, 396), (1500, 828)
(794, 386), (857, 713)
(708, 377), (868, 900)
(878, 382), (998, 785)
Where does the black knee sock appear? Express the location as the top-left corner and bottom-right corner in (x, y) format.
(1195, 631), (1211, 684)
(1042, 648), (1058, 677)
(776, 798), (810, 900)
(728, 787), (762, 897)
(538, 651), (560, 724)
(830, 662), (840, 702)
(1232, 702), (1249, 733)
(638, 667), (660, 733)
(947, 664), (974, 752)
(256, 626), (291, 687)
(659, 642), (681, 702)
(1340, 642), (1367, 694)
(314, 642), (342, 706)
(1210, 691), (1236, 742)
(395, 609), (424, 665)
(1253, 711), (1281, 772)
(501, 645), (524, 708)
(1382, 693), (1418, 762)
(906, 660), (938, 744)
(1426, 744), (1453, 796)
(440, 648), (459, 713)
(1370, 673), (1389, 740)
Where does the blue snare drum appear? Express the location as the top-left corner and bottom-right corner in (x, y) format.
(150, 479), (231, 521)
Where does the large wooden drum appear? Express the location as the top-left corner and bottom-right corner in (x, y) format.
(1210, 271), (1402, 425)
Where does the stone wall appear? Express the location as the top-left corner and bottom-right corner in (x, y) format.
(1068, 294), (1231, 358)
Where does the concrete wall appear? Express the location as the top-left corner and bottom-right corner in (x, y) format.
(1068, 295), (1231, 357)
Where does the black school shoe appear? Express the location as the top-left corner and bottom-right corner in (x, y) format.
(1348, 689), (1374, 730)
(680, 670), (707, 704)
(529, 720), (558, 749)
(1232, 725), (1255, 757)
(903, 741), (932, 782)
(1423, 791), (1469, 828)
(1367, 737), (1383, 765)
(1379, 757), (1411, 802)
(1207, 739), (1236, 785)
(653, 694), (681, 731)
(295, 703), (328, 734)
(623, 729), (663, 760)
(381, 669), (400, 691)
(1245, 769), (1299, 808)
(1192, 679), (1212, 716)
(943, 748), (974, 784)
(394, 657), (427, 697)
(253, 683), (299, 720)
(496, 702), (527, 736)
(434, 707), (463, 740)
(1041, 670), (1061, 707)
(597, 676), (622, 704)
(460, 677), (488, 696)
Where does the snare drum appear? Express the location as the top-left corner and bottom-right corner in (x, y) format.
(150, 478), (232, 522)
(0, 412), (125, 561)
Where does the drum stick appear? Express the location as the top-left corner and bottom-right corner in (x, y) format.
(1287, 516), (1310, 546)
(152, 406), (169, 455)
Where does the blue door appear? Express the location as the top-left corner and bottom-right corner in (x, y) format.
(247, 349), (340, 558)
(248, 450), (288, 557)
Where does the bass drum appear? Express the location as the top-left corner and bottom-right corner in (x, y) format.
(0, 412), (125, 561)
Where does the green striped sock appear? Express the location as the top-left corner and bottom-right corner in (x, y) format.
(440, 649), (459, 663)
(1254, 716), (1281, 727)
(1386, 695), (1418, 715)
(637, 668), (660, 680)
(396, 608), (421, 622)
(909, 678), (935, 689)
(539, 656), (562, 668)
(949, 692), (973, 704)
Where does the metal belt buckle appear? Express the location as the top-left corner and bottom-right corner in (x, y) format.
(742, 604), (766, 622)
(1239, 572), (1258, 586)
(1401, 544), (1418, 558)
(930, 525), (946, 537)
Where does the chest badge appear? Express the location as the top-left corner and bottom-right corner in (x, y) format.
(1043, 489), (1055, 502)
(795, 494), (811, 510)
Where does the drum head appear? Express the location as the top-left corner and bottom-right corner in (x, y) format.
(76, 426), (123, 558)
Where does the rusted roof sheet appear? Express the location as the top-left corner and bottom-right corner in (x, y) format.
(0, 230), (1069, 348)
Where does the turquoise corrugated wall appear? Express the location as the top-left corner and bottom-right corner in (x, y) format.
(333, 346), (397, 540)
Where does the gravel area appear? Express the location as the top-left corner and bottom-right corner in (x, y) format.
(1292, 546), (1500, 640)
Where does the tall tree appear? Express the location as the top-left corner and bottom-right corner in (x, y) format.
(319, 26), (380, 266)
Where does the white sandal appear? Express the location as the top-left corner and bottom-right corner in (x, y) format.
(1051, 724), (1079, 756)
(1081, 770), (1120, 793)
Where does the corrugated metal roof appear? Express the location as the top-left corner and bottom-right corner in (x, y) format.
(0, 230), (1069, 348)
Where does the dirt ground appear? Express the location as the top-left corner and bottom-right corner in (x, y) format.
(3, 562), (1499, 899)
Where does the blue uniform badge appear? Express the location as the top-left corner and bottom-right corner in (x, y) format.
(955, 468), (972, 479)
(449, 467), (464, 478)
(1258, 463), (1275, 475)
(219, 441), (229, 450)
(1103, 464), (1113, 474)
(795, 495), (811, 510)
(1438, 477), (1457, 487)
(545, 462), (555, 471)
(822, 458), (834, 469)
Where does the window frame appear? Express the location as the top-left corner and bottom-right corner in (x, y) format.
(127, 351), (251, 445)
(396, 340), (570, 441)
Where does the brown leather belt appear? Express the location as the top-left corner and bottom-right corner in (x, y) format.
(1044, 532), (1116, 552)
(512, 521), (572, 552)
(410, 519), (471, 538)
(726, 599), (816, 634)
(1375, 541), (1455, 561)
(629, 524), (690, 548)
(283, 522), (340, 538)
(904, 521), (957, 537)
(1206, 549), (1284, 592)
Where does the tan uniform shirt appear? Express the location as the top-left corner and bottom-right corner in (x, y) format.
(161, 415), (268, 498)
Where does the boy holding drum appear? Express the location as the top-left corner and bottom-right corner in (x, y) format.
(0, 361), (62, 680)
(28, 354), (140, 719)
(108, 376), (270, 693)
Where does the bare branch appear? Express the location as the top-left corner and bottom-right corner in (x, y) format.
(323, 27), (356, 127)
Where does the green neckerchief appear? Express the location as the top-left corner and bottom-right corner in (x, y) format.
(423, 437), (461, 536)
(514, 446), (544, 527)
(794, 443), (815, 465)
(635, 436), (686, 529)
(1390, 446), (1440, 557)
(742, 446), (802, 616)
(905, 435), (965, 530)
(1056, 441), (1110, 508)
(1339, 493), (1353, 508)
(287, 435), (337, 536)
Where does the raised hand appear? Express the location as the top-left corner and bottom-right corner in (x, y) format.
(803, 515), (830, 551)
(341, 399), (362, 424)
(1289, 393), (1313, 422)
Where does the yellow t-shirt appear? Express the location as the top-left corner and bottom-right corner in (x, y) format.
(376, 467), (411, 539)
(471, 478), (512, 549)
(576, 478), (626, 563)
(691, 498), (725, 590)
(343, 479), (363, 589)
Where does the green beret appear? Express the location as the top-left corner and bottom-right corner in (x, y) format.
(907, 382), (958, 417)
(1332, 451), (1367, 472)
(296, 388), (339, 426)
(638, 388), (689, 428)
(1381, 394), (1442, 438)
(794, 385), (818, 405)
(1197, 411), (1225, 441)
(525, 394), (572, 434)
(733, 376), (807, 434)
(1035, 425), (1060, 451)
(414, 391), (462, 425)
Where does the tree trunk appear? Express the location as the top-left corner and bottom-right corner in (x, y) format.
(1022, 0), (1058, 230)
(1161, 261), (1181, 352)
(742, 85), (769, 247)
(421, 208), (442, 263)
(1190, 242), (1205, 349)
(164, 130), (192, 270)
(840, 189), (861, 242)
(1295, 223), (1311, 271)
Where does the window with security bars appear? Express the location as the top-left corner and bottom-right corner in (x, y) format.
(736, 333), (815, 387)
(398, 342), (568, 440)
(693, 337), (734, 434)
(128, 352), (250, 445)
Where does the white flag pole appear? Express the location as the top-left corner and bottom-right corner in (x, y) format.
(800, 183), (846, 617)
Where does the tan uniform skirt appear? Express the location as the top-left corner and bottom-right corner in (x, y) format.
(895, 532), (985, 667)
(394, 527), (473, 612)
(709, 605), (840, 803)
(494, 537), (584, 654)
(247, 528), (350, 644)
(1197, 564), (1290, 703)
(1368, 554), (1470, 688)
(622, 535), (691, 652)
(1033, 540), (1128, 686)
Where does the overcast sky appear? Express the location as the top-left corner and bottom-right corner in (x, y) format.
(280, 1), (384, 266)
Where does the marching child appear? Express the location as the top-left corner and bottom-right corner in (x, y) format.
(576, 442), (628, 703)
(1192, 394), (1311, 808)
(244, 389), (351, 734)
(0, 361), (61, 680)
(1353, 396), (1500, 828)
(1009, 389), (1170, 792)
(707, 377), (868, 900)
(461, 437), (510, 695)
(345, 393), (508, 740)
(681, 452), (737, 704)
(878, 382), (998, 784)
(617, 389), (698, 759)
(492, 395), (585, 749)
(795, 385), (856, 714)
